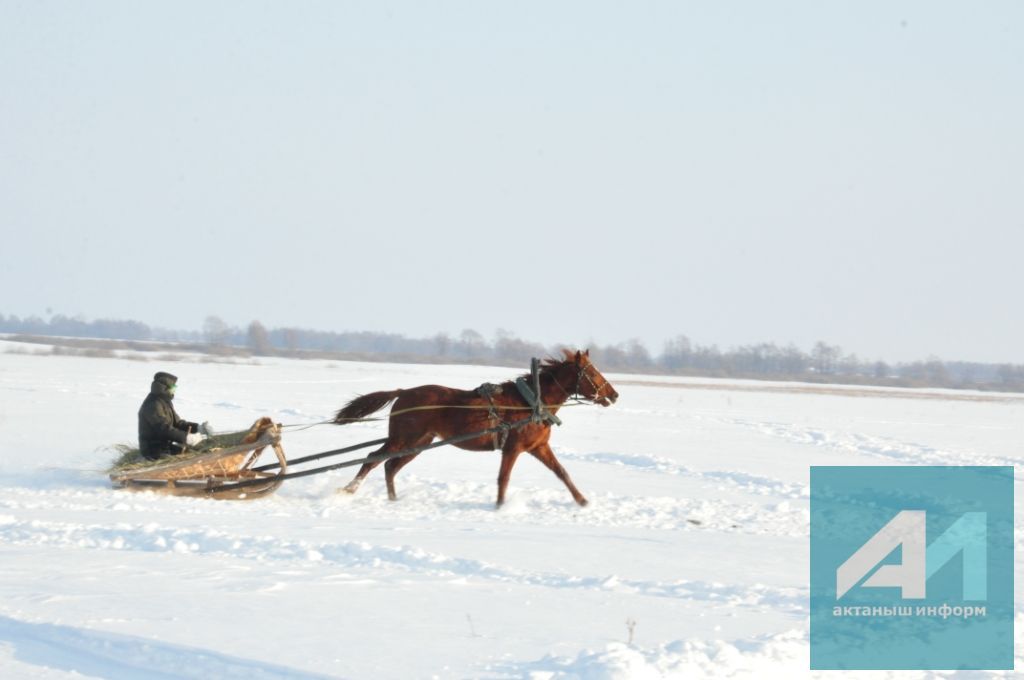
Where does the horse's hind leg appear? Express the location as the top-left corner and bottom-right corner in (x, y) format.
(339, 440), (396, 494)
(384, 452), (421, 501)
(528, 442), (588, 506)
(385, 436), (432, 499)
(339, 457), (384, 494)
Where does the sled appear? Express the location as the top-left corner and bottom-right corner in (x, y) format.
(109, 417), (287, 500)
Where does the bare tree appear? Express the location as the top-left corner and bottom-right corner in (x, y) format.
(661, 334), (692, 371)
(203, 315), (230, 347)
(247, 320), (272, 355)
(459, 328), (486, 359)
(433, 332), (451, 357)
(283, 328), (299, 353)
(812, 341), (841, 375)
(626, 338), (652, 369)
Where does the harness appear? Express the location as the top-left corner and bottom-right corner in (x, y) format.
(515, 358), (563, 427)
(476, 357), (606, 448)
(475, 382), (509, 449)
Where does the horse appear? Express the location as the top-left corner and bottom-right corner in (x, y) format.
(332, 349), (619, 507)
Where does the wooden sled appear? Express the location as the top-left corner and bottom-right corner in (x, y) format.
(109, 417), (288, 500)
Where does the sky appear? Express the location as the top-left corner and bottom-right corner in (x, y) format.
(1, 1), (1022, 364)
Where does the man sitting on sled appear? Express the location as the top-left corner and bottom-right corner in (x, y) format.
(138, 372), (212, 460)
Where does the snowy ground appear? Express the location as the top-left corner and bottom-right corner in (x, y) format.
(1, 339), (1022, 679)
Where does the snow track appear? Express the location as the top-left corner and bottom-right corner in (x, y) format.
(721, 415), (1023, 469)
(558, 448), (810, 499)
(0, 517), (807, 615)
(0, 615), (334, 679)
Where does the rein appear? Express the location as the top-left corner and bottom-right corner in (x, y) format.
(281, 357), (606, 428)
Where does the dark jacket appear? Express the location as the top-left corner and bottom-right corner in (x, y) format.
(138, 375), (198, 460)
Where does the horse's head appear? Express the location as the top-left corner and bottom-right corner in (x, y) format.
(561, 349), (618, 406)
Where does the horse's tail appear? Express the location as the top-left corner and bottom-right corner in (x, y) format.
(334, 390), (402, 424)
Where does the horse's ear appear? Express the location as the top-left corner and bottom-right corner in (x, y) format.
(575, 350), (582, 363)
(585, 349), (590, 357)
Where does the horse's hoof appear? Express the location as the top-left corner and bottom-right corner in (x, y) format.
(576, 497), (589, 507)
(338, 485), (358, 495)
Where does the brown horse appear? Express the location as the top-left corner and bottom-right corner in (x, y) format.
(333, 349), (618, 507)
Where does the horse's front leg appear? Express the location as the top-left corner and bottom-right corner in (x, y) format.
(496, 448), (522, 508)
(528, 442), (588, 506)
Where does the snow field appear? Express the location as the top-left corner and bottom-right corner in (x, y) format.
(1, 344), (1022, 678)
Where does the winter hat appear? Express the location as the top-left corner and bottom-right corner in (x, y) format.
(154, 372), (178, 388)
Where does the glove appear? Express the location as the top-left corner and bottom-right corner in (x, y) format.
(200, 421), (215, 436)
(186, 432), (207, 447)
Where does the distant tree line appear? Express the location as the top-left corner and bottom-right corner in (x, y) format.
(2, 312), (1023, 392)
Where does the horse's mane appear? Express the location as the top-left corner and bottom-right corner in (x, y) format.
(511, 351), (575, 383)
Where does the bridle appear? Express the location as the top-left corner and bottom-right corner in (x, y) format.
(550, 361), (609, 404)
